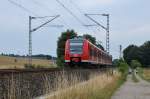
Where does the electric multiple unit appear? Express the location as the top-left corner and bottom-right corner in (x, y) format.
(65, 37), (112, 66)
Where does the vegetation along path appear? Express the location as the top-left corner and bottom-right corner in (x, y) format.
(112, 74), (150, 99)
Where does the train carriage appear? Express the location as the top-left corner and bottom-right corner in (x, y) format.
(65, 37), (112, 67)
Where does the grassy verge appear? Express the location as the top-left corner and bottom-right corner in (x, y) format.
(94, 73), (126, 99)
(137, 67), (150, 82)
(46, 71), (126, 99)
(132, 73), (139, 83)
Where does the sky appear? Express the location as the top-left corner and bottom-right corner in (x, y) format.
(0, 0), (150, 59)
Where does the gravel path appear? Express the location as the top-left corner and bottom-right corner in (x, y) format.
(112, 74), (150, 99)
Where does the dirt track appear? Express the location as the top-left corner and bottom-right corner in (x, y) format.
(112, 74), (150, 99)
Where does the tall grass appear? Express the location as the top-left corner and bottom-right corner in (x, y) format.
(0, 70), (95, 99)
(138, 68), (150, 82)
(143, 69), (150, 81)
(45, 71), (122, 99)
(1, 69), (122, 99)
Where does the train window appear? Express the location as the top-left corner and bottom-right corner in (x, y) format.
(70, 40), (83, 54)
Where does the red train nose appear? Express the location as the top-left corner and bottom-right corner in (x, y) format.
(71, 58), (80, 62)
(72, 54), (80, 57)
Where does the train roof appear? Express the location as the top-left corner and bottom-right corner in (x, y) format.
(69, 37), (84, 41)
(68, 37), (112, 57)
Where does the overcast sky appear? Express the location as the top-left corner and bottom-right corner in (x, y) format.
(0, 0), (150, 59)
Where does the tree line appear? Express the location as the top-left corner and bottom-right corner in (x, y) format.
(123, 41), (150, 67)
(0, 53), (56, 60)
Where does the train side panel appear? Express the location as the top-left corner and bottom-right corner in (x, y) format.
(81, 40), (89, 62)
(65, 40), (70, 62)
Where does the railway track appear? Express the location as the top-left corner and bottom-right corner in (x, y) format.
(0, 67), (108, 74)
(0, 68), (62, 74)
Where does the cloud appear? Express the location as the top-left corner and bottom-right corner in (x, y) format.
(78, 0), (113, 7)
(131, 25), (150, 34)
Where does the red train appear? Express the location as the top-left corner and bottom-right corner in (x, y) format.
(65, 37), (112, 67)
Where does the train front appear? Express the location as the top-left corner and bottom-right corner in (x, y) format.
(65, 38), (88, 66)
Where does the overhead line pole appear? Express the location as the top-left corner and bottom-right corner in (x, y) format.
(29, 16), (32, 66)
(85, 14), (110, 54)
(106, 14), (110, 54)
(28, 15), (60, 66)
(119, 45), (122, 59)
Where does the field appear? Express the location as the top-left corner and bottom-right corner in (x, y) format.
(143, 69), (150, 81)
(138, 68), (150, 82)
(0, 56), (56, 69)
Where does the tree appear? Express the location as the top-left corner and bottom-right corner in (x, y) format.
(117, 59), (129, 75)
(123, 41), (150, 67)
(113, 59), (120, 66)
(139, 41), (150, 66)
(57, 29), (77, 67)
(96, 43), (104, 51)
(130, 60), (142, 69)
(123, 45), (141, 65)
(83, 34), (96, 44)
(83, 34), (104, 50)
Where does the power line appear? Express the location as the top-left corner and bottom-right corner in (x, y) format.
(85, 14), (110, 53)
(69, 0), (83, 14)
(30, 0), (71, 29)
(7, 0), (38, 16)
(69, 0), (103, 40)
(55, 0), (85, 26)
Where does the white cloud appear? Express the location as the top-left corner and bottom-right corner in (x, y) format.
(131, 25), (150, 34)
(78, 0), (113, 7)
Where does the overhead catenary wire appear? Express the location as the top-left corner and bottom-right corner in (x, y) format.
(55, 0), (85, 26)
(69, 0), (84, 15)
(30, 0), (71, 29)
(69, 1), (105, 30)
(68, 0), (104, 39)
(58, 0), (97, 34)
(7, 0), (38, 16)
(31, 0), (98, 35)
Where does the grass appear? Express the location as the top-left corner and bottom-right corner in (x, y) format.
(132, 72), (139, 83)
(2, 69), (126, 99)
(138, 67), (150, 82)
(0, 56), (56, 69)
(4, 70), (113, 99)
(46, 71), (125, 99)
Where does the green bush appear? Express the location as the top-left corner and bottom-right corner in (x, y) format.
(116, 59), (129, 80)
(24, 64), (35, 69)
(118, 62), (129, 74)
(56, 56), (65, 68)
(130, 60), (142, 69)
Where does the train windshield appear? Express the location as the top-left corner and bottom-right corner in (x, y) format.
(70, 40), (83, 54)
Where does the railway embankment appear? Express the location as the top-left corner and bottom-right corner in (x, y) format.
(36, 70), (125, 99)
(0, 68), (106, 99)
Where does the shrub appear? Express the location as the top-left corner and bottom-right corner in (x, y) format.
(24, 64), (35, 69)
(130, 60), (142, 69)
(116, 59), (129, 79)
(118, 62), (129, 74)
(56, 56), (65, 68)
